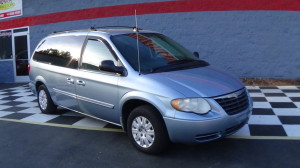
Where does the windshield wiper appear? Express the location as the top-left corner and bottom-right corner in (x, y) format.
(167, 59), (196, 65)
(150, 59), (209, 73)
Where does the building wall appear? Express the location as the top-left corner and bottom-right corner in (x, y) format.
(1, 0), (300, 79)
(0, 61), (14, 83)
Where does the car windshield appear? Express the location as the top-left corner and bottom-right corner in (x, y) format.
(110, 33), (209, 73)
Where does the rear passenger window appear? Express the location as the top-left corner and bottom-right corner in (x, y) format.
(81, 39), (117, 71)
(32, 35), (85, 69)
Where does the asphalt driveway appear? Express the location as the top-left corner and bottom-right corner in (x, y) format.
(0, 120), (300, 168)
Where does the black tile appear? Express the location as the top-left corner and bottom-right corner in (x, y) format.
(290, 97), (300, 102)
(2, 101), (25, 106)
(0, 92), (15, 96)
(46, 116), (84, 125)
(252, 97), (267, 102)
(1, 96), (22, 101)
(249, 125), (287, 136)
(104, 123), (122, 129)
(248, 89), (261, 93)
(259, 86), (278, 89)
(264, 93), (286, 97)
(278, 116), (300, 124)
(270, 102), (297, 108)
(3, 106), (28, 112)
(281, 89), (300, 93)
(252, 108), (275, 115)
(2, 113), (33, 120)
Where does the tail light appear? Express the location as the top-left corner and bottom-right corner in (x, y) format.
(28, 64), (30, 73)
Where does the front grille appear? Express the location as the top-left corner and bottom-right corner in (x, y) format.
(214, 88), (249, 115)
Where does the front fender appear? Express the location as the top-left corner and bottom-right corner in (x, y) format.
(119, 91), (176, 118)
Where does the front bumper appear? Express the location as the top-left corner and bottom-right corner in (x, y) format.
(163, 107), (252, 143)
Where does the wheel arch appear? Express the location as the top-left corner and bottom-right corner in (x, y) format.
(119, 91), (171, 132)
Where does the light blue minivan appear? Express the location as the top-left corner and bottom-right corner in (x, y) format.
(29, 27), (252, 154)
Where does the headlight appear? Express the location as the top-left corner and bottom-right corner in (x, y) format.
(171, 98), (211, 114)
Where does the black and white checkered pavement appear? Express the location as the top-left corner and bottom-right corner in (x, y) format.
(0, 85), (299, 137)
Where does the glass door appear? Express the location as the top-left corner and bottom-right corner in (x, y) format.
(13, 31), (30, 82)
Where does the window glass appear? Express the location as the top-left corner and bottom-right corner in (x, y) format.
(32, 35), (85, 69)
(81, 39), (117, 71)
(111, 33), (204, 73)
(0, 30), (13, 60)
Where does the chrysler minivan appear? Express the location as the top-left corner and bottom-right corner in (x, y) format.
(29, 27), (252, 154)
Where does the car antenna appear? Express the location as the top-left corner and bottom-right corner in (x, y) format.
(134, 9), (141, 75)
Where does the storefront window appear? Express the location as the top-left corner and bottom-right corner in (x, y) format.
(0, 30), (13, 60)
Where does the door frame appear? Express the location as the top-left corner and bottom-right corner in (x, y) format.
(12, 27), (30, 83)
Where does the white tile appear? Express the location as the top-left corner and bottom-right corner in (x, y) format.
(0, 95), (8, 99)
(11, 89), (28, 93)
(18, 107), (41, 114)
(277, 86), (299, 89)
(0, 105), (11, 111)
(248, 115), (282, 125)
(283, 125), (300, 137)
(265, 97), (292, 102)
(246, 86), (260, 89)
(294, 102), (300, 108)
(285, 93), (300, 97)
(0, 111), (14, 117)
(72, 117), (107, 128)
(21, 113), (59, 123)
(249, 93), (265, 97)
(273, 108), (300, 116)
(0, 100), (9, 105)
(0, 91), (8, 95)
(14, 96), (37, 102)
(232, 124), (250, 136)
(260, 89), (283, 93)
(17, 102), (38, 108)
(12, 92), (33, 97)
(253, 102), (272, 108)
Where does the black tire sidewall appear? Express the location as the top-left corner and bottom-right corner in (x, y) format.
(127, 105), (169, 154)
(37, 85), (56, 114)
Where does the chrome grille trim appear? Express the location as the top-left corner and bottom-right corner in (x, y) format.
(214, 88), (249, 115)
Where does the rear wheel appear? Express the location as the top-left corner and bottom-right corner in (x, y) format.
(37, 85), (57, 114)
(127, 105), (170, 154)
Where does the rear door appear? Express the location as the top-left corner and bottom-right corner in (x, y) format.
(33, 35), (86, 110)
(75, 37), (120, 123)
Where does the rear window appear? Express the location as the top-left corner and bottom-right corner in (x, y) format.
(32, 35), (85, 69)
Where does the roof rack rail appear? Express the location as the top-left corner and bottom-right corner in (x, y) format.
(51, 30), (74, 34)
(90, 26), (142, 31)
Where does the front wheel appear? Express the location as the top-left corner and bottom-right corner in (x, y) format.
(37, 85), (57, 114)
(127, 105), (170, 154)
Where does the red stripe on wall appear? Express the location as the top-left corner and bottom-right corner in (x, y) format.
(1, 0), (300, 30)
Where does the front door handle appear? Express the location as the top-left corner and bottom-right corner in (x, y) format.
(76, 80), (85, 86)
(67, 78), (74, 84)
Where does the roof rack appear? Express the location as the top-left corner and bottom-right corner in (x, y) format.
(51, 29), (81, 34)
(90, 26), (142, 31)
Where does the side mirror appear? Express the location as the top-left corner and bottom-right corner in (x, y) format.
(193, 52), (199, 58)
(99, 60), (126, 75)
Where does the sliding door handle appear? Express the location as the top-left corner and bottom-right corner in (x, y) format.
(66, 78), (74, 84)
(76, 80), (85, 86)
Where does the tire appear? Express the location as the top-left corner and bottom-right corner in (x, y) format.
(127, 105), (170, 154)
(37, 85), (57, 114)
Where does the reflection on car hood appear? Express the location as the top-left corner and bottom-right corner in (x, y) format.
(152, 66), (244, 97)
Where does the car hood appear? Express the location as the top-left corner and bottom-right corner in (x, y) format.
(150, 66), (244, 98)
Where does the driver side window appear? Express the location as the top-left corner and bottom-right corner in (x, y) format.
(81, 39), (117, 71)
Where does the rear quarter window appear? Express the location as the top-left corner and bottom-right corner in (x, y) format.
(32, 35), (86, 69)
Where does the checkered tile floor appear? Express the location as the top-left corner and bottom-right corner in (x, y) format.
(0, 85), (300, 137)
